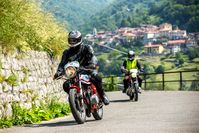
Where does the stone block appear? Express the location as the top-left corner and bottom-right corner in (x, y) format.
(19, 93), (28, 102)
(4, 103), (12, 118)
(13, 94), (20, 102)
(0, 105), (5, 118)
(2, 82), (12, 92)
(12, 86), (19, 94)
(0, 84), (2, 94)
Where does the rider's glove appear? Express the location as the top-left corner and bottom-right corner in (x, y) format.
(139, 68), (145, 74)
(53, 70), (62, 80)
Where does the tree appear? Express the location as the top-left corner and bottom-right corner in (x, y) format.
(178, 58), (185, 65)
(143, 64), (155, 74)
(155, 65), (165, 73)
(187, 48), (199, 60)
(120, 19), (131, 27)
(190, 72), (199, 91)
(176, 52), (182, 60)
(98, 58), (106, 73)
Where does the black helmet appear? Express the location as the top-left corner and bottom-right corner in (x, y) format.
(128, 50), (135, 60)
(68, 30), (82, 47)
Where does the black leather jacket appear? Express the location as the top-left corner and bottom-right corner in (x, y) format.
(56, 44), (98, 73)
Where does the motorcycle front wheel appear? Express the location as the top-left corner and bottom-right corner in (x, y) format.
(134, 85), (139, 101)
(69, 89), (86, 124)
(92, 105), (103, 120)
(129, 86), (138, 101)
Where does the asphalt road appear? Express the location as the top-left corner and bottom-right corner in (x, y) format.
(1, 91), (199, 133)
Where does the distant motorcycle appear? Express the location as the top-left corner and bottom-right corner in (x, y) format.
(56, 61), (103, 124)
(124, 69), (139, 101)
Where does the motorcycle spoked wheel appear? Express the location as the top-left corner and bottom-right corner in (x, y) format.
(69, 89), (86, 124)
(134, 85), (139, 101)
(129, 87), (134, 100)
(129, 86), (138, 101)
(92, 103), (103, 120)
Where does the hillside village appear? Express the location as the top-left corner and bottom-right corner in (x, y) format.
(85, 23), (199, 55)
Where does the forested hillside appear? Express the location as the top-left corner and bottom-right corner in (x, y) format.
(41, 0), (115, 30)
(82, 0), (199, 33)
(82, 0), (157, 32)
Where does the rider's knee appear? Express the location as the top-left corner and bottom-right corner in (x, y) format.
(63, 81), (70, 94)
(91, 73), (102, 82)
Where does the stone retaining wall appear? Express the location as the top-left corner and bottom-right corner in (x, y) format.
(0, 51), (67, 118)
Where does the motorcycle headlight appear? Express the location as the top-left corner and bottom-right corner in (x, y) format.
(65, 66), (76, 78)
(131, 73), (137, 78)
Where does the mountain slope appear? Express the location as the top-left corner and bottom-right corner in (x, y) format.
(41, 0), (115, 30)
(82, 0), (157, 32)
(82, 0), (199, 33)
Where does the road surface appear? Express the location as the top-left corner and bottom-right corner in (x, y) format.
(1, 91), (199, 133)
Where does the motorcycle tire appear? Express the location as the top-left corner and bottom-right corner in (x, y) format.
(134, 86), (138, 102)
(69, 89), (86, 124)
(92, 106), (103, 120)
(130, 95), (134, 100)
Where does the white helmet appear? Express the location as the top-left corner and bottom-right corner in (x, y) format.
(128, 50), (135, 60)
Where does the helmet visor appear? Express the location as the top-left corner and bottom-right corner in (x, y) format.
(68, 38), (80, 45)
(128, 54), (135, 60)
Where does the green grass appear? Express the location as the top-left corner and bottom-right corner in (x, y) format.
(145, 71), (198, 90)
(175, 63), (199, 71)
(161, 62), (175, 70)
(192, 58), (199, 63)
(163, 58), (176, 62)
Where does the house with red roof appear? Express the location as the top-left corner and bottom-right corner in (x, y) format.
(166, 39), (186, 53)
(144, 43), (164, 55)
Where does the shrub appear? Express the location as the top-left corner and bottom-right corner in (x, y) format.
(143, 64), (155, 74)
(0, 100), (71, 128)
(187, 48), (199, 60)
(178, 58), (185, 65)
(0, 118), (13, 128)
(155, 65), (165, 73)
(5, 73), (18, 86)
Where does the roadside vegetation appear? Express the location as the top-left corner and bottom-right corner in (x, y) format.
(0, 0), (67, 57)
(0, 100), (70, 128)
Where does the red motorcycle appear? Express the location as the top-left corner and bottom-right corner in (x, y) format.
(56, 61), (103, 124)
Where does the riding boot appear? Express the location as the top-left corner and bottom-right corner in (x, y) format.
(90, 74), (110, 105)
(123, 79), (128, 93)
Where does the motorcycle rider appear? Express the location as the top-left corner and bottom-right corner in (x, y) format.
(53, 30), (109, 105)
(121, 50), (143, 93)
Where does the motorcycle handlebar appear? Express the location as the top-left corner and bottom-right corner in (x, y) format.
(124, 69), (144, 75)
(79, 67), (94, 73)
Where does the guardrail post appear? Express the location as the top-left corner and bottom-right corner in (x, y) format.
(180, 72), (182, 90)
(111, 76), (114, 90)
(144, 74), (146, 90)
(162, 73), (165, 90)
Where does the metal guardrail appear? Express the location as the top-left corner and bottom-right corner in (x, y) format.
(102, 70), (199, 91)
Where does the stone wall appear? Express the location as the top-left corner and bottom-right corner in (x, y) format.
(0, 51), (67, 118)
